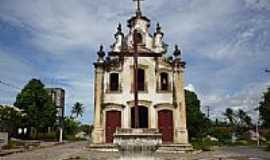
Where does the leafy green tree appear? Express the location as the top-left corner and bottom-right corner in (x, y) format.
(14, 79), (57, 133)
(0, 105), (25, 136)
(63, 116), (80, 136)
(259, 87), (270, 128)
(185, 90), (210, 139)
(71, 102), (84, 118)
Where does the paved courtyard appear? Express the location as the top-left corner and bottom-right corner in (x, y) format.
(1, 141), (270, 160)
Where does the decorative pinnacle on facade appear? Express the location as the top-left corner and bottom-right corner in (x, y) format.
(97, 45), (105, 61)
(154, 23), (163, 36)
(156, 23), (161, 32)
(117, 23), (122, 33)
(173, 44), (181, 58)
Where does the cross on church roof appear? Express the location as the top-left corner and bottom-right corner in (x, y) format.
(133, 0), (144, 16)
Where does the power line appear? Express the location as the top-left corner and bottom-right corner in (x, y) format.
(0, 80), (20, 90)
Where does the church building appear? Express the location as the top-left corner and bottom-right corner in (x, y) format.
(92, 1), (189, 145)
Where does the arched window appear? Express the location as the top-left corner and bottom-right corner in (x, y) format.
(160, 72), (169, 91)
(110, 73), (119, 91)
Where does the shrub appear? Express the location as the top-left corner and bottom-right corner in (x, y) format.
(2, 141), (16, 149)
(63, 117), (80, 136)
(2, 140), (25, 149)
(265, 141), (270, 151)
(64, 135), (82, 141)
(32, 132), (57, 141)
(191, 139), (220, 151)
(208, 127), (232, 143)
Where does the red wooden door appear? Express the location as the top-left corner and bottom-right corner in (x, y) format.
(158, 110), (173, 143)
(106, 111), (121, 143)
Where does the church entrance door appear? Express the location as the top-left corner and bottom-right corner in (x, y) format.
(131, 106), (148, 128)
(158, 110), (173, 143)
(105, 111), (121, 143)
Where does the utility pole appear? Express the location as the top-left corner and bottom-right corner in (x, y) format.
(206, 105), (211, 119)
(256, 109), (260, 147)
(257, 67), (270, 145)
(59, 120), (63, 143)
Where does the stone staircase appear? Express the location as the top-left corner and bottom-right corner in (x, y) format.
(88, 143), (118, 152)
(156, 143), (193, 153)
(88, 143), (193, 153)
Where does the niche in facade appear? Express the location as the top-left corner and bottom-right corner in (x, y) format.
(160, 72), (169, 91)
(110, 73), (119, 91)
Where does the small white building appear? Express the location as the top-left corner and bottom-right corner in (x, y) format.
(92, 2), (189, 144)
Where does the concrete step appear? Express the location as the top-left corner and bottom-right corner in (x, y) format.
(88, 143), (193, 153)
(88, 143), (118, 152)
(157, 143), (193, 153)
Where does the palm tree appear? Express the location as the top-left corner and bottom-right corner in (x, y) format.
(238, 109), (246, 126)
(224, 108), (235, 126)
(237, 109), (252, 127)
(71, 102), (84, 118)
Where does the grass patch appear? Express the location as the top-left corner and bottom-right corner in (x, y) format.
(64, 135), (85, 141)
(2, 140), (25, 149)
(31, 132), (58, 141)
(191, 139), (220, 151)
(265, 141), (270, 151)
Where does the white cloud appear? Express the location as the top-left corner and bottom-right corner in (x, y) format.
(200, 81), (270, 121)
(0, 0), (135, 54)
(0, 0), (269, 124)
(244, 0), (270, 10)
(185, 83), (196, 92)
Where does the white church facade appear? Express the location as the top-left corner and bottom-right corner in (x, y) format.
(92, 2), (189, 144)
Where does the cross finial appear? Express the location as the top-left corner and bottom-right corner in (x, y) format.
(133, 0), (144, 16)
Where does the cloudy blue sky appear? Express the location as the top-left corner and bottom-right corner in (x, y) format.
(0, 0), (269, 123)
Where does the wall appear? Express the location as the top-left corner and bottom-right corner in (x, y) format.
(0, 132), (8, 149)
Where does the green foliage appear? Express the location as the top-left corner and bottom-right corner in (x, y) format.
(71, 102), (84, 118)
(2, 140), (25, 149)
(237, 109), (252, 128)
(79, 124), (93, 135)
(63, 116), (80, 136)
(223, 107), (252, 138)
(185, 90), (210, 139)
(266, 141), (270, 151)
(264, 130), (270, 141)
(191, 139), (220, 151)
(2, 140), (17, 149)
(259, 87), (270, 128)
(0, 105), (25, 136)
(33, 132), (57, 141)
(224, 108), (235, 126)
(208, 127), (232, 144)
(64, 135), (83, 141)
(14, 79), (57, 133)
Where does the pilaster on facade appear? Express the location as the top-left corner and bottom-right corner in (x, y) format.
(92, 58), (105, 143)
